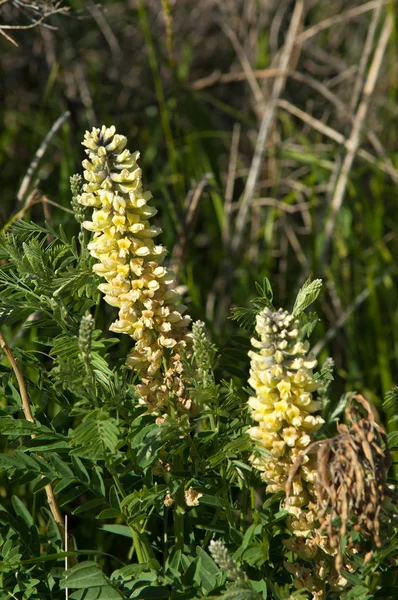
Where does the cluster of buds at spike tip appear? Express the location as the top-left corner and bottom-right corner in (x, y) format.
(75, 125), (192, 410)
(247, 307), (325, 521)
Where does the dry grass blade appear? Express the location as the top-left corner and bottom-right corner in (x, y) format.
(349, 0), (384, 113)
(298, 0), (390, 44)
(320, 14), (392, 263)
(277, 99), (344, 144)
(17, 111), (71, 203)
(190, 68), (347, 118)
(277, 99), (398, 182)
(170, 174), (210, 279)
(87, 0), (121, 57)
(223, 122), (240, 247)
(231, 0), (304, 256)
(189, 67), (283, 90)
(220, 20), (265, 116)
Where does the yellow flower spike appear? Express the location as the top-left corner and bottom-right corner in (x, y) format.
(75, 126), (192, 411)
(248, 307), (324, 518)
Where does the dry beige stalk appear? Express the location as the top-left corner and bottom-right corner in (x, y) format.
(0, 329), (65, 543)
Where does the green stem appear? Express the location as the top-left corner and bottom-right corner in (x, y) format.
(221, 469), (235, 530)
(240, 485), (248, 533)
(173, 454), (185, 552)
(208, 411), (216, 431)
(203, 508), (220, 548)
(163, 504), (169, 567)
(250, 486), (255, 512)
(131, 527), (145, 564)
(109, 464), (146, 564)
(174, 499), (185, 552)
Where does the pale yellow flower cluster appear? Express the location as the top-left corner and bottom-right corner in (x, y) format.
(247, 308), (332, 594)
(76, 125), (192, 409)
(184, 486), (203, 507)
(163, 487), (203, 507)
(248, 307), (324, 519)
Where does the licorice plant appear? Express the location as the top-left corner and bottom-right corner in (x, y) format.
(0, 126), (396, 600)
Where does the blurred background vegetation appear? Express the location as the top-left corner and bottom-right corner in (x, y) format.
(0, 0), (397, 415)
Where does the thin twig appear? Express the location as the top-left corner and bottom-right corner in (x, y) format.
(320, 15), (392, 263)
(3, 189), (74, 235)
(170, 174), (210, 277)
(39, 195), (75, 214)
(326, 278), (345, 324)
(253, 197), (312, 214)
(190, 69), (346, 116)
(277, 99), (344, 144)
(189, 67), (283, 90)
(17, 111), (71, 203)
(289, 70), (347, 116)
(0, 1), (68, 38)
(349, 0), (384, 113)
(277, 99), (398, 181)
(0, 14), (51, 29)
(367, 130), (398, 183)
(0, 330), (34, 423)
(278, 227), (289, 299)
(0, 26), (18, 45)
(87, 0), (121, 57)
(326, 65), (358, 89)
(231, 0), (304, 255)
(283, 220), (308, 267)
(219, 20), (265, 116)
(298, 0), (389, 44)
(73, 61), (96, 125)
(223, 123), (240, 247)
(269, 1), (289, 58)
(0, 329), (65, 542)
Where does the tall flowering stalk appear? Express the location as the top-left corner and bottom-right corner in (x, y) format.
(248, 308), (324, 531)
(75, 125), (192, 410)
(247, 307), (370, 596)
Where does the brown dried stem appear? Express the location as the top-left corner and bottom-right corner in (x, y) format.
(170, 174), (210, 279)
(0, 1), (69, 46)
(0, 328), (65, 543)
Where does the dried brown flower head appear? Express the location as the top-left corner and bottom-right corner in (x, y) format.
(287, 394), (393, 572)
